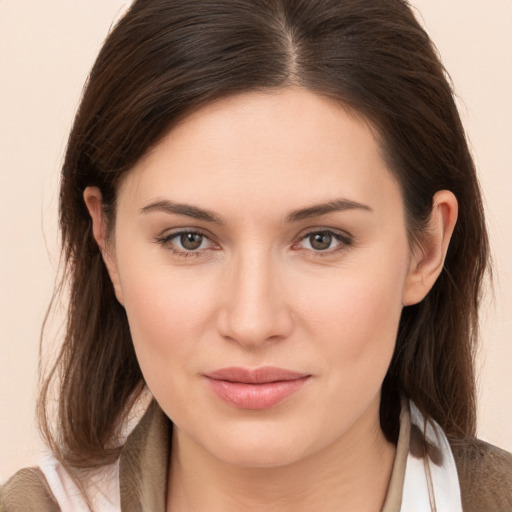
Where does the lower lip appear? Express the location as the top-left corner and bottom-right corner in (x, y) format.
(206, 377), (310, 409)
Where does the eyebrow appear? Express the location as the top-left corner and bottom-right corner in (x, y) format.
(286, 198), (372, 222)
(140, 200), (225, 224)
(140, 197), (372, 224)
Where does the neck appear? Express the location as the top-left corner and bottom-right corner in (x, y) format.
(166, 397), (396, 512)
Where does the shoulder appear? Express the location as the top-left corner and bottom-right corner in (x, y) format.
(449, 437), (512, 512)
(0, 467), (60, 512)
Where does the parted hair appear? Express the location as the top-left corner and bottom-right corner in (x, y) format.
(39, 0), (489, 470)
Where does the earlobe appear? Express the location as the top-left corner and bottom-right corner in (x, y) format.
(402, 190), (458, 306)
(83, 187), (125, 305)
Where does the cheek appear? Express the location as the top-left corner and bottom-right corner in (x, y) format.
(128, 276), (211, 332)
(295, 250), (408, 375)
(286, 251), (409, 439)
(118, 262), (217, 392)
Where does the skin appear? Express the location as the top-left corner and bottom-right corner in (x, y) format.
(85, 87), (457, 511)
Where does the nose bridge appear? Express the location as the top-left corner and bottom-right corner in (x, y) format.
(218, 245), (292, 347)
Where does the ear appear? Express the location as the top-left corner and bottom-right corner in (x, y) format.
(402, 190), (458, 306)
(83, 186), (125, 305)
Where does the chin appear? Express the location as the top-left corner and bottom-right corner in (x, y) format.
(200, 425), (311, 468)
(215, 444), (304, 469)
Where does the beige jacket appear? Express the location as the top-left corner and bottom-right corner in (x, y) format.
(1, 400), (512, 512)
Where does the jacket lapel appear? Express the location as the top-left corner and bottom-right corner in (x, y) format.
(119, 400), (171, 512)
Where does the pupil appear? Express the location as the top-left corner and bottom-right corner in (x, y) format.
(180, 233), (202, 250)
(311, 232), (331, 250)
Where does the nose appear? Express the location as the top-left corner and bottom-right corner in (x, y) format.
(217, 250), (293, 348)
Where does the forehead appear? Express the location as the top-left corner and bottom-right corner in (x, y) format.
(118, 87), (402, 217)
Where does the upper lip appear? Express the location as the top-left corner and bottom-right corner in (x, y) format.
(204, 366), (310, 384)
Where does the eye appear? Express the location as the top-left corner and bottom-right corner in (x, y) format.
(155, 230), (216, 256)
(296, 229), (352, 253)
(178, 232), (206, 251)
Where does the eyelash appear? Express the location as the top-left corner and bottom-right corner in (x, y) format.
(293, 229), (353, 257)
(154, 228), (353, 258)
(154, 229), (215, 258)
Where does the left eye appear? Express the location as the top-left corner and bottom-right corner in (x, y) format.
(298, 231), (348, 251)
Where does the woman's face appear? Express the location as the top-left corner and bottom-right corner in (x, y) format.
(102, 88), (421, 467)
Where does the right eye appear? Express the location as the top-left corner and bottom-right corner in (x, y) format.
(176, 232), (207, 250)
(155, 230), (216, 257)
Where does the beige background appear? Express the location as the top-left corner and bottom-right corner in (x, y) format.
(1, 0), (511, 481)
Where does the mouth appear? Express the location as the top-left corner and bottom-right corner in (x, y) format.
(203, 366), (311, 410)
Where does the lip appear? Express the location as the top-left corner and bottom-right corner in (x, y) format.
(204, 366), (311, 410)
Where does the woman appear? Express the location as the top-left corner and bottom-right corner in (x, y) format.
(1, 0), (511, 510)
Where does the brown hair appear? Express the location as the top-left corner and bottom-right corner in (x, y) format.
(39, 0), (489, 471)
